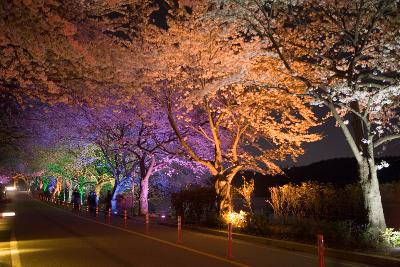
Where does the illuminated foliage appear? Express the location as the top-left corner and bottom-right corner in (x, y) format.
(0, 174), (11, 185)
(222, 210), (248, 228)
(235, 176), (255, 212)
(138, 3), (321, 214)
(206, 0), (400, 229)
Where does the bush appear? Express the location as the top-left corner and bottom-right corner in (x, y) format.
(382, 228), (400, 248)
(268, 181), (367, 222)
(171, 186), (216, 223)
(204, 212), (224, 228)
(361, 227), (400, 249)
(239, 214), (400, 250)
(242, 214), (272, 236)
(288, 218), (355, 246)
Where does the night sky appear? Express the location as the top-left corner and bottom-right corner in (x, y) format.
(295, 116), (400, 166)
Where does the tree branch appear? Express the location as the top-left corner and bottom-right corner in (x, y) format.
(374, 134), (400, 148)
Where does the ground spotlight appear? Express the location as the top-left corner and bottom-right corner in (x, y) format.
(5, 186), (16, 191)
(1, 212), (16, 217)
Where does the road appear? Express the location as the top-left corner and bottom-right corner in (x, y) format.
(0, 192), (372, 267)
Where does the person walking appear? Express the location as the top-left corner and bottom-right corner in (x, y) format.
(88, 191), (97, 216)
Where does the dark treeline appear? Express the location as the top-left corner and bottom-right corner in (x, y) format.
(235, 157), (400, 197)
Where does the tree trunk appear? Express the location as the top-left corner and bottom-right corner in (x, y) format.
(359, 158), (386, 230)
(111, 182), (120, 213)
(138, 156), (155, 215)
(139, 175), (149, 215)
(94, 182), (104, 200)
(214, 170), (239, 215)
(68, 184), (73, 202)
(339, 109), (387, 230)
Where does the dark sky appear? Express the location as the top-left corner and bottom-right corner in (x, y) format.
(292, 117), (400, 167)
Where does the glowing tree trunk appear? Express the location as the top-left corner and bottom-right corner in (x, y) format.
(214, 168), (241, 214)
(359, 154), (386, 229)
(111, 182), (120, 213)
(139, 177), (149, 215)
(214, 176), (232, 214)
(331, 107), (387, 229)
(139, 156), (155, 215)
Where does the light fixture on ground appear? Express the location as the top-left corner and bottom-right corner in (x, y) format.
(1, 212), (16, 217)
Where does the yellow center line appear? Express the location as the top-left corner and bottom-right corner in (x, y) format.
(33, 196), (249, 267)
(10, 230), (22, 267)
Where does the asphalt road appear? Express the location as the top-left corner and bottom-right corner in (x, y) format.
(0, 192), (372, 267)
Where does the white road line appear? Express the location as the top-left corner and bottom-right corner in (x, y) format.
(10, 230), (22, 267)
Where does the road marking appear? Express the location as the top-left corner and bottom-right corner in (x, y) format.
(10, 230), (22, 267)
(34, 197), (249, 267)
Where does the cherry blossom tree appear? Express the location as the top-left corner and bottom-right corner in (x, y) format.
(165, 84), (320, 214)
(0, 174), (11, 185)
(119, 2), (320, 215)
(211, 0), (400, 229)
(127, 112), (180, 215)
(0, 0), (149, 105)
(78, 97), (186, 214)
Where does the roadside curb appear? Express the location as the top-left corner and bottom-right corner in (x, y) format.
(159, 222), (400, 267)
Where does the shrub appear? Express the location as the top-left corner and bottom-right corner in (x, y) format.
(234, 176), (254, 213)
(242, 214), (272, 236)
(382, 228), (400, 248)
(267, 181), (367, 222)
(222, 210), (248, 228)
(204, 211), (224, 228)
(361, 227), (400, 249)
(171, 186), (216, 223)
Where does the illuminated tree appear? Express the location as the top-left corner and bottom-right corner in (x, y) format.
(0, 0), (149, 105)
(126, 112), (179, 215)
(211, 0), (400, 229)
(165, 84), (320, 214)
(0, 174), (11, 185)
(79, 99), (184, 214)
(131, 3), (320, 215)
(64, 144), (114, 202)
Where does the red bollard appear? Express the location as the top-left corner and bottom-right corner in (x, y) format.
(86, 205), (89, 213)
(72, 203), (75, 211)
(318, 234), (324, 267)
(108, 208), (111, 224)
(227, 223), (233, 259)
(124, 209), (128, 228)
(145, 213), (149, 234)
(177, 216), (182, 244)
(66, 202), (69, 209)
(78, 204), (81, 212)
(95, 207), (99, 219)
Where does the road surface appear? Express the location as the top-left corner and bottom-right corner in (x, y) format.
(0, 192), (372, 267)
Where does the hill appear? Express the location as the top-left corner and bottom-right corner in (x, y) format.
(233, 156), (400, 197)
